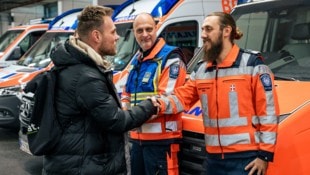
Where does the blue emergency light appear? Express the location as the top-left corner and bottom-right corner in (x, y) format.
(151, 0), (178, 17)
(237, 0), (252, 4)
(112, 0), (178, 20)
(48, 8), (83, 30)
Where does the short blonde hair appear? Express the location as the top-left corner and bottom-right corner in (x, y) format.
(77, 5), (113, 38)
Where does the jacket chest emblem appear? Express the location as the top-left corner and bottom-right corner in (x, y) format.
(230, 84), (236, 92)
(142, 72), (152, 83)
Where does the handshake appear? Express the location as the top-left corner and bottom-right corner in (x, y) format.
(148, 96), (161, 108)
(147, 95), (162, 120)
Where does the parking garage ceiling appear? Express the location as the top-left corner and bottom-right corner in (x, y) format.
(0, 0), (43, 12)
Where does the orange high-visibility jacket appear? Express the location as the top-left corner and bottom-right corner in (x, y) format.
(121, 38), (187, 141)
(158, 45), (279, 161)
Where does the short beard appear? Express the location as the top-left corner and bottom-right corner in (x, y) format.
(100, 47), (116, 57)
(203, 33), (223, 63)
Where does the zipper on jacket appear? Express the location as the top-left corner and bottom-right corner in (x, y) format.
(214, 63), (224, 159)
(133, 58), (142, 144)
(133, 62), (141, 106)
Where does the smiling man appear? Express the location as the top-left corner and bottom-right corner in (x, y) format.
(153, 12), (280, 175)
(42, 6), (159, 175)
(121, 13), (187, 175)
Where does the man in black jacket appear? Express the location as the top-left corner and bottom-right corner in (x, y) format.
(42, 5), (157, 175)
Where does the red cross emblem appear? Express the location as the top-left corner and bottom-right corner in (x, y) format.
(230, 84), (236, 91)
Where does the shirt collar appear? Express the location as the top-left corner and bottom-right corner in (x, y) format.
(138, 38), (165, 61)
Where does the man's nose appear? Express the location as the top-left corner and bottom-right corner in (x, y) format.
(141, 29), (149, 36)
(201, 30), (208, 39)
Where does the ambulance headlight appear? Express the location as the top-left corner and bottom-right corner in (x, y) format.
(0, 85), (22, 96)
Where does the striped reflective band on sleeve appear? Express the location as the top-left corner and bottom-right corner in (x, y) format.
(163, 58), (184, 95)
(264, 90), (278, 124)
(166, 76), (177, 95)
(252, 115), (278, 125)
(161, 95), (184, 114)
(171, 95), (184, 113)
(254, 131), (277, 144)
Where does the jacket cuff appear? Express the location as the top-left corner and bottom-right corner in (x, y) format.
(257, 150), (274, 162)
(147, 99), (158, 115)
(156, 98), (166, 114)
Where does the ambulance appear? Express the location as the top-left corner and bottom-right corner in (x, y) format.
(110, 0), (237, 94)
(0, 23), (48, 68)
(180, 0), (310, 174)
(0, 8), (81, 130)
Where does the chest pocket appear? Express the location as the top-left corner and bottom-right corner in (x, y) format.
(221, 76), (250, 93)
(196, 82), (214, 96)
(140, 60), (159, 92)
(127, 59), (161, 93)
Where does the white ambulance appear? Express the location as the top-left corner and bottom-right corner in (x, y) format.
(110, 0), (237, 94)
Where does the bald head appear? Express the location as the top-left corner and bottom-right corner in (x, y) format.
(133, 13), (157, 51)
(133, 13), (156, 28)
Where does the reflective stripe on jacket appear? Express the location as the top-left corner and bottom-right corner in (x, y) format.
(158, 44), (279, 160)
(121, 38), (187, 141)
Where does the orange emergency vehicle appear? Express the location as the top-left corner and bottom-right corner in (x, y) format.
(180, 0), (310, 174)
(0, 9), (81, 130)
(0, 23), (48, 68)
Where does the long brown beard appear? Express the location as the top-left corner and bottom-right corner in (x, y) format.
(203, 32), (223, 63)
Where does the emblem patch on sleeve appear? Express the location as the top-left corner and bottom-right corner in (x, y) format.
(169, 64), (180, 79)
(260, 73), (272, 91)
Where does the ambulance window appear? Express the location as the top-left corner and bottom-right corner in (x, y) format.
(235, 12), (268, 51)
(0, 30), (23, 52)
(7, 30), (46, 61)
(17, 32), (71, 68)
(233, 5), (310, 81)
(159, 21), (198, 64)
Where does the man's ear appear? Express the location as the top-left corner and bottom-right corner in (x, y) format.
(223, 26), (232, 38)
(91, 30), (101, 43)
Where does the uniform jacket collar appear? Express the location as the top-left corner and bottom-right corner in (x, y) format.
(138, 38), (166, 62)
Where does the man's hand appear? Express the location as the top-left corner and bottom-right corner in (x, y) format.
(149, 96), (160, 107)
(146, 96), (161, 121)
(244, 157), (268, 175)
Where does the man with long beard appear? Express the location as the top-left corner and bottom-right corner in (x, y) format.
(151, 12), (279, 175)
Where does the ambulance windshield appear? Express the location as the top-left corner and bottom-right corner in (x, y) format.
(106, 23), (138, 71)
(233, 5), (310, 81)
(17, 32), (72, 68)
(0, 30), (24, 52)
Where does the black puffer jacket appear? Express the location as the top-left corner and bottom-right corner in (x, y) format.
(43, 40), (157, 175)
